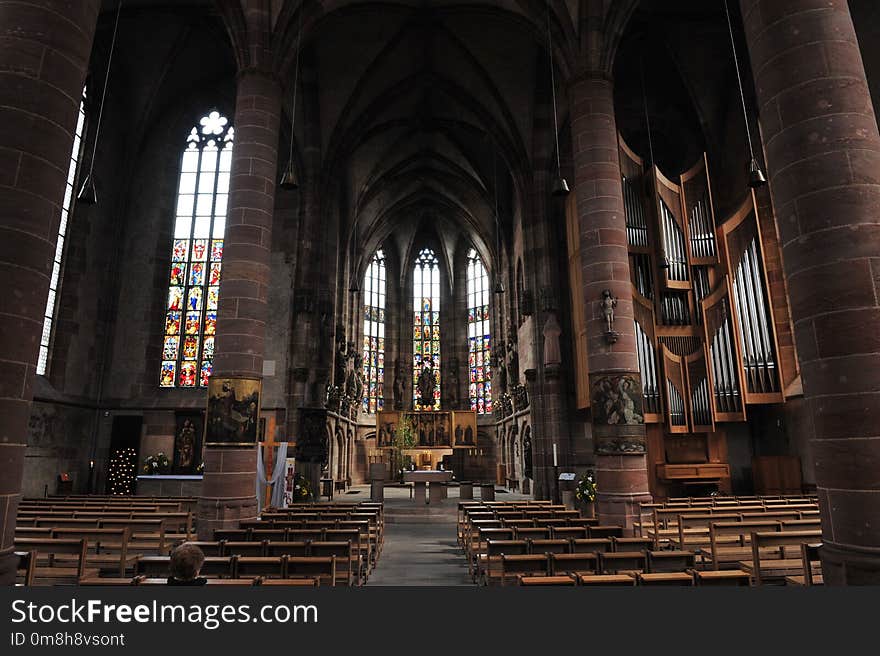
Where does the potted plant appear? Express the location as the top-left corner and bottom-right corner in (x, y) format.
(575, 470), (597, 518)
(142, 452), (171, 475)
(292, 472), (311, 502)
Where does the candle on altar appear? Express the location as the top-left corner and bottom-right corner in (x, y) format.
(553, 443), (558, 467)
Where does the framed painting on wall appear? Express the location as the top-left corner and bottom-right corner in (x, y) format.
(205, 377), (261, 446)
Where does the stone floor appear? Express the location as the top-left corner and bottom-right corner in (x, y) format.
(332, 484), (530, 586)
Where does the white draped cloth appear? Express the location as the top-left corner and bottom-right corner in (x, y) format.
(256, 442), (289, 511)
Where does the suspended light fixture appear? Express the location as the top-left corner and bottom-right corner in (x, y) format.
(546, 1), (569, 198)
(77, 0), (123, 205)
(279, 7), (304, 190)
(492, 145), (505, 294)
(724, 0), (767, 188)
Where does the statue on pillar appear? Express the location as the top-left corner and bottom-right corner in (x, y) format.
(393, 360), (407, 410)
(506, 337), (519, 387)
(417, 363), (435, 410)
(334, 329), (348, 387)
(601, 289), (620, 344)
(353, 353), (365, 404)
(446, 357), (460, 409)
(542, 312), (562, 368)
(495, 340), (508, 394)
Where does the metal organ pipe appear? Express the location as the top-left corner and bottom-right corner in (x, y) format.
(660, 200), (688, 282)
(732, 237), (778, 394)
(623, 176), (648, 248)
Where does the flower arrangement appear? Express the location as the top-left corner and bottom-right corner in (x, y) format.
(575, 470), (597, 504)
(292, 472), (311, 502)
(196, 461), (205, 474)
(142, 452), (171, 475)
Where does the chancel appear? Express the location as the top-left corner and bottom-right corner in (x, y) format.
(4, 0), (880, 595)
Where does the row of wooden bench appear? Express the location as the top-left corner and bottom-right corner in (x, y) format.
(80, 576), (320, 587)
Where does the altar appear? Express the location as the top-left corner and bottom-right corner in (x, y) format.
(402, 470), (453, 504)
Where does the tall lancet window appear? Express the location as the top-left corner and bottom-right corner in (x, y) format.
(467, 248), (492, 414)
(160, 111), (234, 388)
(362, 249), (386, 413)
(37, 88), (87, 376)
(413, 248), (441, 409)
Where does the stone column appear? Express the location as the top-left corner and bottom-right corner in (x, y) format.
(0, 0), (99, 584)
(198, 68), (282, 539)
(569, 72), (652, 533)
(739, 0), (880, 584)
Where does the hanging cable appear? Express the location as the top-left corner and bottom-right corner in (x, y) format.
(77, 0), (124, 204)
(547, 0), (569, 197)
(723, 0), (766, 187)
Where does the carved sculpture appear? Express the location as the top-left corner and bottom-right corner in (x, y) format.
(542, 312), (562, 367)
(393, 360), (406, 410)
(417, 364), (435, 409)
(601, 289), (620, 344)
(447, 357), (459, 409)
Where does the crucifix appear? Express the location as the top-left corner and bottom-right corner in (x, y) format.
(259, 413), (279, 508)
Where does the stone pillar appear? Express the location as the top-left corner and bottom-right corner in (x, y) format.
(0, 0), (99, 584)
(197, 68), (282, 539)
(739, 0), (880, 584)
(569, 72), (652, 533)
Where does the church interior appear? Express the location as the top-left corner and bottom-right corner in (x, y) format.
(3, 0), (880, 589)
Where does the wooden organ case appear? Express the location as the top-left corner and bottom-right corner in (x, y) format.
(619, 136), (785, 498)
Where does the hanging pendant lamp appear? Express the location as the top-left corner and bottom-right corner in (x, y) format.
(77, 0), (123, 205)
(547, 1), (569, 197)
(724, 0), (767, 188)
(280, 8), (304, 190)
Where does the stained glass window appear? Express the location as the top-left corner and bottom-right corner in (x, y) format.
(413, 248), (441, 409)
(467, 248), (492, 414)
(362, 250), (386, 413)
(160, 111), (233, 388)
(37, 88), (87, 376)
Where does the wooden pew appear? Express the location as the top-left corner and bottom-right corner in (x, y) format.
(136, 556), (234, 579)
(285, 556), (338, 587)
(479, 540), (529, 585)
(785, 543), (823, 586)
(518, 575), (576, 586)
(693, 570), (751, 586)
(577, 574), (636, 586)
(499, 554), (550, 586)
(740, 531), (823, 585)
(646, 550), (696, 573)
(14, 538), (92, 585)
(15, 551), (36, 586)
(701, 520), (781, 570)
(637, 572), (694, 586)
(599, 551), (647, 575)
(49, 527), (135, 577)
(549, 552), (599, 576)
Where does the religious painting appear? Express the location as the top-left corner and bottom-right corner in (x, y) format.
(451, 410), (478, 447)
(376, 411), (399, 448)
(173, 411), (203, 474)
(205, 377), (261, 445)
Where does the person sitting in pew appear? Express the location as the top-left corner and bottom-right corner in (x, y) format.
(167, 543), (207, 586)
